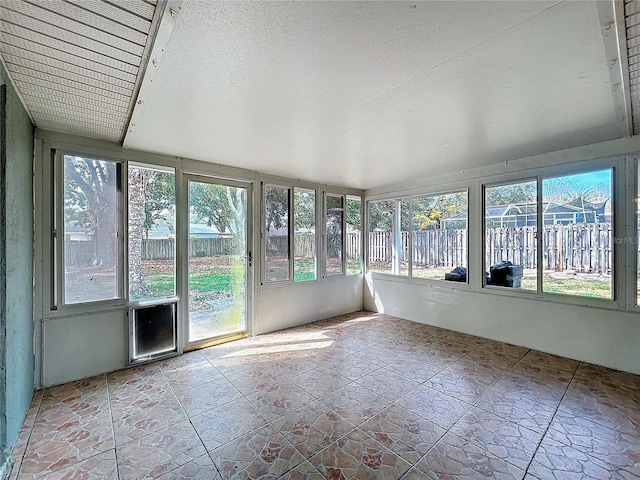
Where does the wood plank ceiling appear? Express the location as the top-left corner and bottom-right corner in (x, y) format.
(0, 0), (160, 142)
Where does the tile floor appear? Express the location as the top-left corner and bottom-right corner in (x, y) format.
(7, 311), (640, 479)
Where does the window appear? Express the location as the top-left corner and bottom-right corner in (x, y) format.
(263, 187), (362, 284)
(412, 191), (468, 280)
(368, 198), (409, 276)
(484, 180), (537, 290)
(542, 170), (612, 299)
(326, 194), (344, 275)
(128, 165), (176, 300)
(346, 196), (362, 275)
(265, 185), (290, 282)
(62, 154), (121, 304)
(484, 169), (613, 299)
(294, 188), (316, 281)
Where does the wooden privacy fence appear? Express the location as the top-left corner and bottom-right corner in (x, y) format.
(94, 234), (363, 261)
(268, 234), (361, 258)
(368, 223), (613, 274)
(139, 238), (237, 259)
(66, 226), (611, 274)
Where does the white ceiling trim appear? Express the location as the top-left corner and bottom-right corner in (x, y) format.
(123, 0), (183, 146)
(598, 0), (632, 137)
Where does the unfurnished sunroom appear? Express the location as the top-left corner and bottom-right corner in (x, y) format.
(1, 0), (640, 479)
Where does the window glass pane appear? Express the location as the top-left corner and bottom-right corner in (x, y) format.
(128, 166), (176, 300)
(265, 186), (290, 281)
(542, 169), (612, 299)
(63, 155), (119, 303)
(188, 181), (247, 342)
(484, 181), (536, 290)
(412, 191), (468, 280)
(346, 196), (362, 275)
(326, 194), (344, 275)
(368, 199), (409, 276)
(294, 188), (316, 281)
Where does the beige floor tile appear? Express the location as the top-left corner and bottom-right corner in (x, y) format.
(12, 311), (640, 480)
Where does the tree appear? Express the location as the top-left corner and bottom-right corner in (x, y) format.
(143, 171), (175, 238)
(265, 186), (289, 233)
(413, 192), (466, 230)
(294, 189), (315, 230)
(128, 168), (152, 297)
(189, 182), (246, 252)
(485, 182), (536, 206)
(64, 156), (117, 267)
(225, 186), (247, 253)
(368, 200), (409, 231)
(326, 196), (343, 258)
(190, 182), (234, 233)
(346, 197), (361, 231)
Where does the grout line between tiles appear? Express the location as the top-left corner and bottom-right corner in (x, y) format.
(105, 373), (121, 480)
(9, 390), (44, 480)
(521, 361), (580, 477)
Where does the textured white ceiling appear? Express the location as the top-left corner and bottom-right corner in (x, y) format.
(121, 1), (621, 189)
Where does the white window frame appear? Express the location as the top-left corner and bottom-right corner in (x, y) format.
(258, 177), (364, 288)
(262, 183), (293, 285)
(293, 186), (318, 283)
(324, 193), (346, 277)
(125, 162), (177, 302)
(53, 150), (126, 310)
(410, 189), (469, 283)
(480, 159), (621, 308)
(346, 195), (363, 276)
(366, 189), (469, 283)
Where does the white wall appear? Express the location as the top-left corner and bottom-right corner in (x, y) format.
(42, 312), (127, 387)
(365, 276), (640, 374)
(256, 275), (363, 334)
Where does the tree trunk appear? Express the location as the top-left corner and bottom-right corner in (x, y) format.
(129, 169), (151, 298)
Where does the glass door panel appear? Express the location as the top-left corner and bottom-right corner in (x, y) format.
(188, 179), (247, 343)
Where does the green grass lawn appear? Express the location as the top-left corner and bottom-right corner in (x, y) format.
(521, 275), (612, 299)
(141, 255), (362, 299)
(294, 257), (361, 280)
(142, 257), (612, 302)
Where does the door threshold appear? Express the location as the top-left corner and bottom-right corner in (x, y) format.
(185, 332), (249, 352)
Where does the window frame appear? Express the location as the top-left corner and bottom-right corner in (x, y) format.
(53, 149), (126, 310)
(411, 188), (469, 283)
(346, 195), (363, 276)
(480, 160), (620, 308)
(631, 156), (640, 310)
(293, 186), (318, 282)
(126, 162), (177, 302)
(481, 177), (538, 293)
(367, 196), (411, 277)
(324, 192), (346, 277)
(366, 187), (470, 284)
(262, 183), (293, 285)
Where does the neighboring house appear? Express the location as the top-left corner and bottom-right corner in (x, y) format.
(64, 222), (92, 241)
(189, 223), (233, 239)
(442, 200), (609, 229)
(147, 221), (173, 239)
